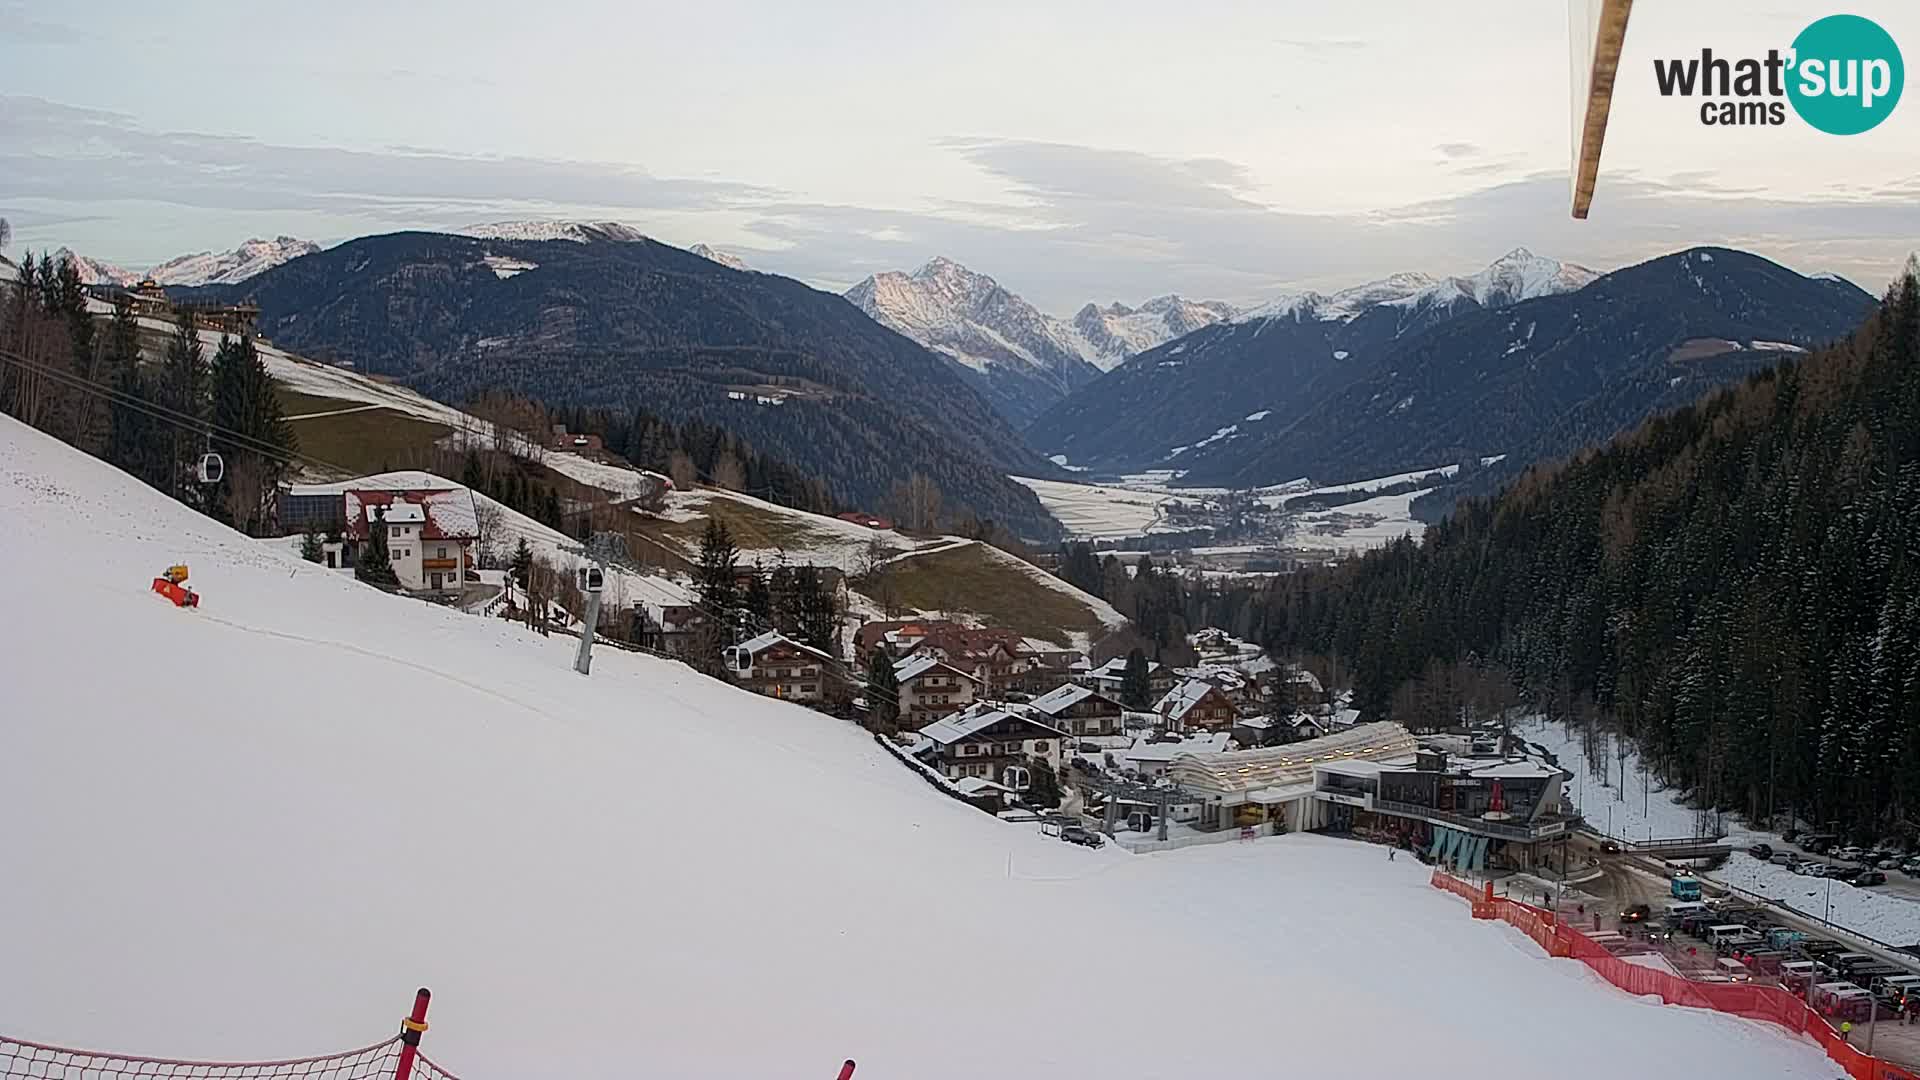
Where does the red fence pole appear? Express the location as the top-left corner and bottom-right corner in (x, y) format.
(836, 1060), (856, 1080)
(394, 988), (431, 1080)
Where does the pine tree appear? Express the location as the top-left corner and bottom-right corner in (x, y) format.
(155, 314), (208, 506)
(1026, 758), (1063, 809)
(793, 565), (841, 659)
(742, 563), (772, 630)
(354, 507), (400, 589)
(1121, 647), (1151, 710)
(866, 647), (901, 734)
(299, 528), (324, 563)
(104, 303), (159, 487)
(696, 517), (740, 625)
(509, 538), (533, 590)
(209, 335), (296, 534)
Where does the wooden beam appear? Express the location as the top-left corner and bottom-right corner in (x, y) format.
(1571, 0), (1634, 219)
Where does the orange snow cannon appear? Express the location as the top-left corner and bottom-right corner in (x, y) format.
(152, 565), (199, 607)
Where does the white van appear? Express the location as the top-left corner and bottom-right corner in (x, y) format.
(1666, 901), (1710, 918)
(1873, 974), (1920, 997)
(1716, 958), (1752, 982)
(1705, 924), (1754, 946)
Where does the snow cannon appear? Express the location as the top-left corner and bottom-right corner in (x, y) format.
(152, 565), (199, 608)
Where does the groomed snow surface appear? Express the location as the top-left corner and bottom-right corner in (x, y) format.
(0, 414), (1837, 1080)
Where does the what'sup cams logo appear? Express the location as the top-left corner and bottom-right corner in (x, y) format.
(1653, 14), (1903, 133)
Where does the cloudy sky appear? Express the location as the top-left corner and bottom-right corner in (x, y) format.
(3, 0), (1916, 311)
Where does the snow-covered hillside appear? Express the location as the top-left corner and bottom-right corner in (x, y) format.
(1070, 295), (1235, 369)
(687, 243), (749, 271)
(1235, 250), (1596, 325)
(453, 220), (649, 243)
(148, 236), (320, 286)
(0, 413), (1836, 1079)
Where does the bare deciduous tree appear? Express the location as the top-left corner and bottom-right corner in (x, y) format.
(711, 449), (745, 491)
(473, 501), (505, 568)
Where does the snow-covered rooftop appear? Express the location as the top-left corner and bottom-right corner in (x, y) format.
(895, 653), (969, 684)
(1170, 722), (1418, 795)
(1155, 678), (1222, 721)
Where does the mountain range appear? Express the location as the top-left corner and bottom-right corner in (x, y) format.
(56, 236), (319, 287)
(1030, 247), (1870, 496)
(845, 257), (1234, 427)
(181, 226), (1063, 537)
(1177, 248), (1872, 494)
(1031, 249), (1597, 475)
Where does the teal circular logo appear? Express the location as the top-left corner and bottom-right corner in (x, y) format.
(1787, 14), (1903, 135)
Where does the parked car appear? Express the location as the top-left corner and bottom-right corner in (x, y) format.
(1789, 860), (1812, 875)
(1783, 828), (1801, 843)
(1806, 863), (1834, 878)
(1059, 825), (1104, 848)
(1855, 870), (1889, 887)
(1799, 939), (1848, 961)
(1902, 858), (1920, 877)
(1599, 839), (1621, 855)
(1620, 903), (1652, 924)
(1769, 851), (1794, 866)
(1749, 842), (1774, 860)
(1836, 845), (1867, 863)
(1806, 834), (1840, 854)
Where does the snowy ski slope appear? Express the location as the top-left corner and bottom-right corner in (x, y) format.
(0, 415), (1833, 1080)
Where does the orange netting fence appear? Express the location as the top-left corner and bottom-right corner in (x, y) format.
(1431, 871), (1920, 1080)
(2, 992), (461, 1080)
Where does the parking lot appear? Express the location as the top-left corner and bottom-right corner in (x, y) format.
(1529, 845), (1920, 1072)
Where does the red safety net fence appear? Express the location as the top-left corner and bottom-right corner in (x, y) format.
(1431, 871), (1920, 1080)
(2, 992), (462, 1080)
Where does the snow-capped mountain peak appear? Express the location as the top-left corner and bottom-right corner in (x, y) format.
(148, 236), (321, 286)
(1071, 295), (1236, 367)
(454, 221), (649, 244)
(53, 248), (141, 287)
(1236, 252), (1595, 326)
(846, 257), (1075, 374)
(688, 243), (750, 271)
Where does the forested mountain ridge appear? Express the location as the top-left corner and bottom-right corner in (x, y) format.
(185, 231), (1063, 538)
(1260, 264), (1920, 837)
(1176, 248), (1875, 489)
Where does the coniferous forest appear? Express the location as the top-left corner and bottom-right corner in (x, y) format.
(1059, 266), (1919, 838)
(1262, 266), (1920, 838)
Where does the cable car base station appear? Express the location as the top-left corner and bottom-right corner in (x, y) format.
(1161, 724), (1576, 871)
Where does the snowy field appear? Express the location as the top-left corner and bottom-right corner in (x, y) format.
(1013, 464), (1474, 551)
(1713, 858), (1920, 948)
(0, 414), (1838, 1080)
(1285, 487), (1432, 552)
(1008, 475), (1181, 539)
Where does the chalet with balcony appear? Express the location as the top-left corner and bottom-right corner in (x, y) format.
(732, 631), (836, 703)
(1155, 679), (1238, 732)
(1026, 683), (1126, 738)
(914, 706), (1067, 788)
(894, 654), (978, 723)
(340, 488), (479, 595)
(1080, 656), (1178, 701)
